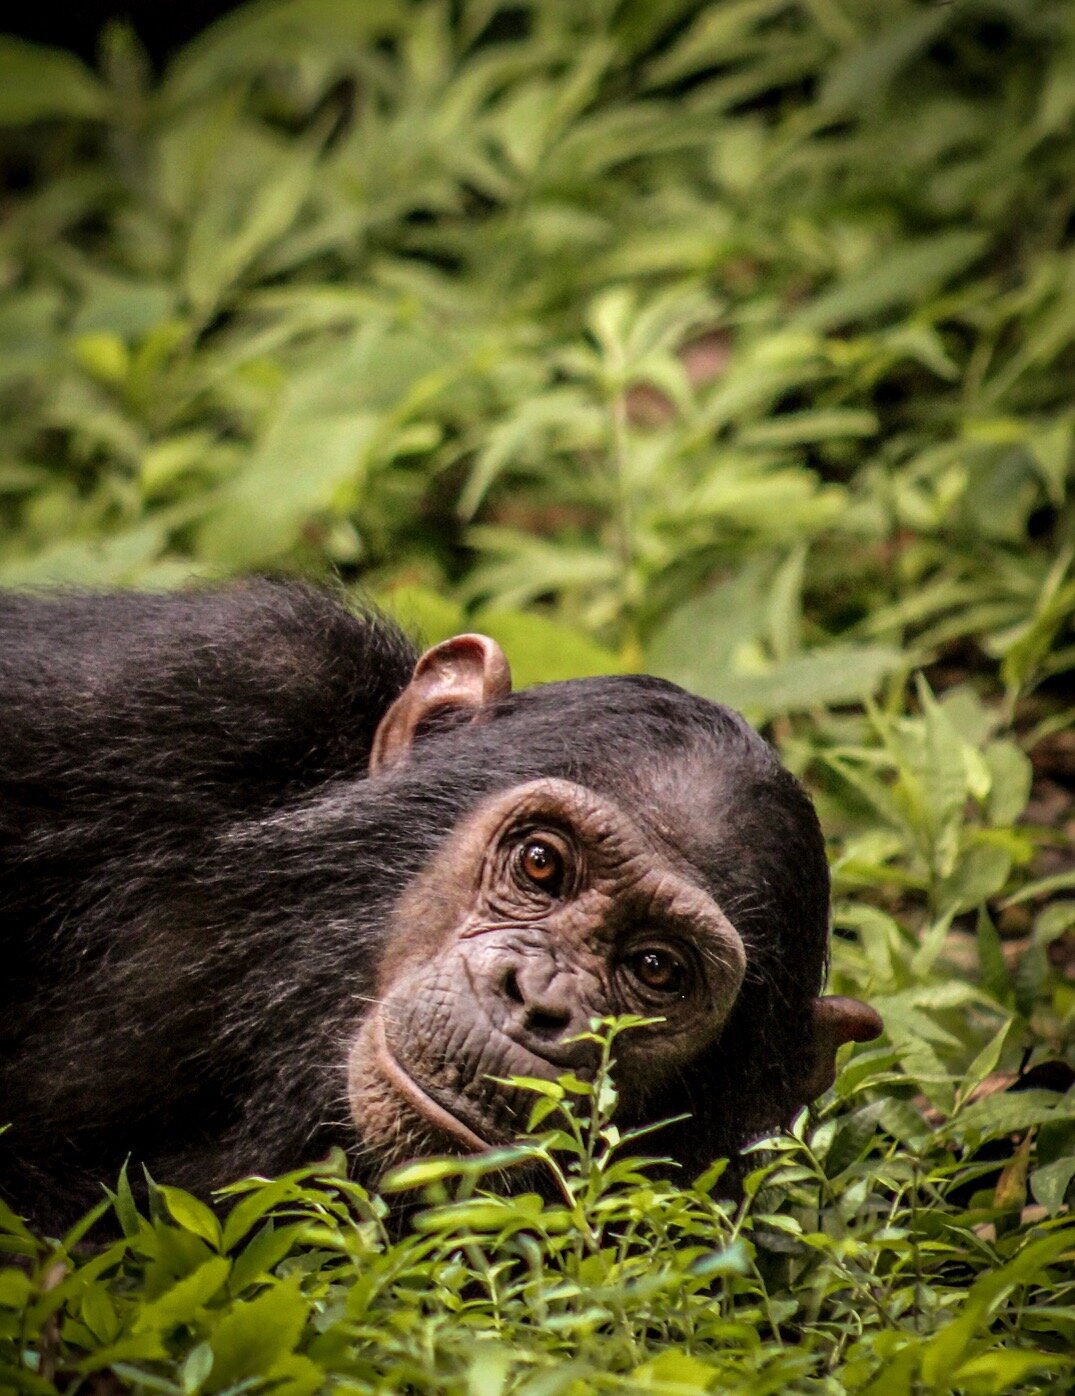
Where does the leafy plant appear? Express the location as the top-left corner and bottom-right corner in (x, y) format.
(3, 1021), (1074, 1395)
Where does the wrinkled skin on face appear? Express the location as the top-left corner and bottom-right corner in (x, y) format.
(348, 630), (883, 1176)
(348, 777), (748, 1166)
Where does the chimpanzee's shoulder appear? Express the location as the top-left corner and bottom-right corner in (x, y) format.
(0, 579), (417, 685)
(0, 581), (420, 802)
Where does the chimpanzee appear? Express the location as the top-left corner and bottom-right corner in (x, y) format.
(0, 581), (881, 1230)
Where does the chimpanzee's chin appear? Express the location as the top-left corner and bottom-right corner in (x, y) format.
(375, 1018), (491, 1153)
(348, 1007), (495, 1163)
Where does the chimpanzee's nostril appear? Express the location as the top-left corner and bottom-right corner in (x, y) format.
(499, 962), (575, 1040)
(526, 1005), (572, 1038)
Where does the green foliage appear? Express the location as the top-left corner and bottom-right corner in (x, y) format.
(2, 1022), (1074, 1395)
(2, 0), (1075, 1389)
(0, 0), (1072, 690)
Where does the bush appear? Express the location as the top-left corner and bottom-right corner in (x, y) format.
(3, 1020), (1074, 1394)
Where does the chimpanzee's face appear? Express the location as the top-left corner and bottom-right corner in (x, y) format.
(344, 630), (882, 1175)
(347, 776), (747, 1166)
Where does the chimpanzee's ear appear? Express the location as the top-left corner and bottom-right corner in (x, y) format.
(799, 995), (883, 1103)
(370, 634), (512, 774)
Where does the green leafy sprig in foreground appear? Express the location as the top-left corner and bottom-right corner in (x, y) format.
(2, 1019), (1073, 1396)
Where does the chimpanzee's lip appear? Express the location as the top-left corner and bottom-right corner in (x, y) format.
(373, 1013), (491, 1154)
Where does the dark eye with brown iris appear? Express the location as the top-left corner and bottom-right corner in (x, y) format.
(630, 949), (688, 996)
(518, 838), (565, 893)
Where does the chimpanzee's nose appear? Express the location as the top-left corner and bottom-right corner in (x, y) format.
(500, 962), (578, 1043)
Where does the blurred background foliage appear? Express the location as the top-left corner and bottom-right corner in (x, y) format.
(2, 0), (1074, 705)
(2, 0), (1075, 1390)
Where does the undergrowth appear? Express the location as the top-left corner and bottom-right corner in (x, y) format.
(2, 1020), (1073, 1395)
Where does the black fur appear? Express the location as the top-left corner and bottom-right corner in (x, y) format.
(0, 581), (829, 1230)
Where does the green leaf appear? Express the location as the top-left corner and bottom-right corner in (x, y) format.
(646, 0), (792, 86)
(132, 1257), (231, 1335)
(821, 7), (951, 110)
(1005, 867), (1075, 906)
(937, 842), (1013, 915)
(1025, 416), (1074, 507)
(111, 1162), (143, 1239)
(226, 1223), (307, 1296)
(217, 1167), (345, 1252)
(415, 1200), (517, 1233)
(952, 1351), (1066, 1395)
(976, 909), (1011, 1003)
(196, 322), (454, 568)
(648, 561), (907, 717)
(182, 141), (316, 314)
(157, 1187), (222, 1249)
(0, 39), (108, 123)
(0, 1198), (36, 1243)
(920, 1229), (1075, 1385)
(795, 232), (985, 331)
(983, 741), (1033, 826)
(0, 1270), (33, 1308)
(722, 646), (905, 714)
(1027, 1150), (1072, 1217)
(916, 676), (970, 828)
(1031, 1155), (1075, 1215)
(196, 411), (376, 568)
(651, 595), (903, 718)
(631, 1350), (719, 1389)
(948, 1089), (1075, 1144)
(380, 1159), (467, 1192)
(206, 1277), (309, 1392)
(181, 1342), (215, 1394)
(266, 1353), (325, 1396)
(738, 408), (878, 447)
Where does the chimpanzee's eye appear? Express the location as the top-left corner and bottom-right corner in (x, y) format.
(629, 948), (688, 997)
(516, 837), (565, 895)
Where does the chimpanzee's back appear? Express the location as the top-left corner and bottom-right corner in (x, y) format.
(0, 583), (418, 1221)
(0, 581), (416, 982)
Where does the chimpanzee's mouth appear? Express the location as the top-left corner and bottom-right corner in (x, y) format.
(373, 1013), (492, 1153)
